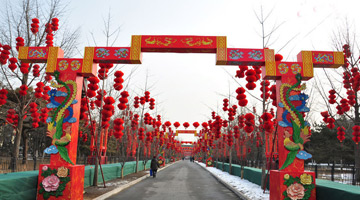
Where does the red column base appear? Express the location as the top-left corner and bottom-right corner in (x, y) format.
(37, 164), (85, 200)
(270, 170), (316, 200)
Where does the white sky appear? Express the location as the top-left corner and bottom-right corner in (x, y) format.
(62, 0), (359, 141)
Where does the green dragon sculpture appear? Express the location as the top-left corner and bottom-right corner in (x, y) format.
(46, 71), (77, 165)
(279, 73), (311, 170)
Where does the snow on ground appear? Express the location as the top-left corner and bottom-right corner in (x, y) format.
(197, 162), (269, 200)
(98, 180), (130, 189)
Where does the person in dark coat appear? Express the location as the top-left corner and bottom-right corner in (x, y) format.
(151, 156), (160, 178)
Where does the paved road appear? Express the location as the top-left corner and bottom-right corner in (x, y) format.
(107, 161), (240, 200)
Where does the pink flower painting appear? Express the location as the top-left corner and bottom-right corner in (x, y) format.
(286, 183), (305, 200)
(42, 174), (60, 192)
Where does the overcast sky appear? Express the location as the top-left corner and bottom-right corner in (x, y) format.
(64, 0), (359, 135)
(24, 0), (360, 140)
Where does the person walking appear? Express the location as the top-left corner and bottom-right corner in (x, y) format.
(151, 156), (160, 178)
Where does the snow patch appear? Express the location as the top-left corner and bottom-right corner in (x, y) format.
(100, 180), (130, 188)
(197, 162), (269, 200)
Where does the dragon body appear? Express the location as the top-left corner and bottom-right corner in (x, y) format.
(47, 89), (77, 123)
(279, 74), (312, 170)
(44, 71), (77, 165)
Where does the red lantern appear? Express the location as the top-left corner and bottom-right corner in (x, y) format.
(270, 85), (277, 106)
(19, 84), (28, 96)
(183, 122), (190, 129)
(236, 87), (248, 107)
(118, 91), (129, 110)
(114, 70), (124, 91)
(174, 122), (180, 129)
(31, 18), (40, 34)
(20, 63), (29, 74)
(275, 54), (283, 61)
(352, 125), (360, 145)
(15, 37), (24, 51)
(101, 97), (115, 128)
(51, 18), (59, 32)
(235, 65), (248, 78)
(327, 118), (335, 129)
(34, 82), (44, 99)
(245, 69), (257, 90)
(244, 113), (255, 134)
(193, 122), (199, 129)
(43, 86), (51, 101)
(164, 121), (172, 127)
(8, 57), (17, 71)
(87, 77), (99, 98)
(328, 90), (336, 104)
(223, 98), (229, 111)
(336, 127), (346, 143)
(149, 98), (155, 110)
(0, 89), (8, 106)
(0, 45), (11, 65)
(29, 102), (39, 128)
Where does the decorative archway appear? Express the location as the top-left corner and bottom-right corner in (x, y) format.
(19, 35), (343, 200)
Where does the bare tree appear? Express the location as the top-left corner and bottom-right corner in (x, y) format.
(314, 19), (360, 181)
(0, 0), (80, 171)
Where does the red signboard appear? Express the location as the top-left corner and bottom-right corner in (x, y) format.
(141, 35), (217, 53)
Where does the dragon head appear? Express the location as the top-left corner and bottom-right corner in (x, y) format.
(295, 73), (302, 81)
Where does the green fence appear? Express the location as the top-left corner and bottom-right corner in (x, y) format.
(0, 160), (152, 200)
(214, 161), (360, 200)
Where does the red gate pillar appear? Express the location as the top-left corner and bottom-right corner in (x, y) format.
(262, 50), (344, 200)
(19, 46), (97, 200)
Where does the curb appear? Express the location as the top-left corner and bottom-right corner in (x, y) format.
(196, 162), (251, 200)
(93, 161), (177, 200)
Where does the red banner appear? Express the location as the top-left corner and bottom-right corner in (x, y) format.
(141, 35), (217, 53)
(176, 130), (197, 134)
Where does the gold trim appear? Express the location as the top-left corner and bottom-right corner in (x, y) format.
(46, 47), (59, 73)
(301, 51), (313, 78)
(264, 49), (276, 76)
(18, 47), (29, 61)
(332, 51), (344, 68)
(130, 35), (142, 64)
(83, 47), (95, 74)
(216, 36), (227, 65)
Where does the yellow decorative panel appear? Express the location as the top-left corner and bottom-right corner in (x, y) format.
(46, 47), (59, 73)
(301, 51), (313, 78)
(332, 51), (344, 68)
(83, 47), (95, 74)
(18, 47), (29, 61)
(130, 35), (142, 64)
(216, 36), (227, 65)
(264, 49), (276, 76)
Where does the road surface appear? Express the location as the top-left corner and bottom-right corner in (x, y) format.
(106, 160), (240, 200)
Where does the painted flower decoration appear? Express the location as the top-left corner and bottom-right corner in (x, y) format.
(300, 173), (312, 185)
(286, 183), (305, 200)
(42, 175), (60, 192)
(284, 174), (290, 180)
(42, 166), (48, 171)
(57, 166), (69, 178)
